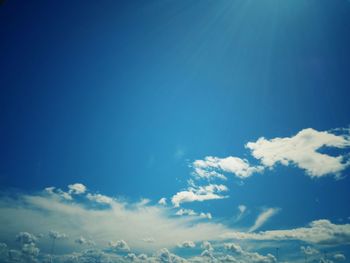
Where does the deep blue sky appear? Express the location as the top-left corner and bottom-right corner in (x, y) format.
(1, 0), (350, 239)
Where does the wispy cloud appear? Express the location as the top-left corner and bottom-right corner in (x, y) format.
(223, 219), (350, 246)
(0, 184), (229, 253)
(249, 208), (280, 232)
(235, 204), (247, 222)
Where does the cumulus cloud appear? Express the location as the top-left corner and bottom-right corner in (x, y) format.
(246, 128), (350, 178)
(75, 236), (95, 246)
(109, 240), (130, 253)
(224, 243), (276, 263)
(68, 183), (87, 195)
(86, 193), (113, 204)
(49, 230), (67, 240)
(193, 156), (264, 180)
(201, 241), (213, 252)
(249, 208), (280, 232)
(15, 232), (38, 244)
(171, 183), (228, 207)
(156, 248), (187, 263)
(222, 219), (350, 246)
(158, 197), (167, 206)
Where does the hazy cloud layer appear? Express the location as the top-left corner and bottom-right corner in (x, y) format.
(223, 219), (350, 245)
(0, 185), (229, 253)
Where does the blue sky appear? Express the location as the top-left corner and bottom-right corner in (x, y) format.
(1, 0), (350, 262)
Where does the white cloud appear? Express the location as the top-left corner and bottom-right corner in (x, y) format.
(235, 205), (247, 222)
(49, 230), (67, 240)
(68, 183), (87, 195)
(175, 209), (211, 220)
(75, 236), (95, 246)
(300, 246), (319, 255)
(334, 253), (346, 261)
(109, 240), (130, 252)
(201, 241), (213, 251)
(176, 209), (197, 216)
(193, 156), (264, 180)
(224, 243), (244, 254)
(15, 232), (38, 244)
(158, 197), (167, 206)
(0, 185), (230, 253)
(177, 240), (195, 249)
(224, 243), (276, 263)
(86, 193), (113, 204)
(222, 219), (350, 246)
(199, 212), (212, 220)
(171, 183), (228, 207)
(249, 208), (279, 232)
(246, 128), (350, 178)
(238, 205), (246, 214)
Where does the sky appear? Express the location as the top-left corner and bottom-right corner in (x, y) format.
(1, 0), (350, 262)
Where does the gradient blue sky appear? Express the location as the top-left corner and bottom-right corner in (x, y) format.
(1, 1), (350, 262)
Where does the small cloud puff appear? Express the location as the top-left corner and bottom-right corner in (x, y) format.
(109, 240), (130, 253)
(86, 193), (113, 204)
(177, 240), (195, 249)
(68, 183), (87, 195)
(15, 232), (37, 244)
(158, 197), (167, 206)
(49, 230), (67, 240)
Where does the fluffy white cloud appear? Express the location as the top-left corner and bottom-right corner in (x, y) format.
(49, 230), (67, 240)
(86, 193), (113, 204)
(156, 248), (187, 263)
(68, 183), (87, 195)
(224, 243), (244, 254)
(176, 209), (197, 216)
(200, 212), (212, 220)
(249, 208), (280, 232)
(201, 241), (213, 252)
(171, 184), (228, 207)
(224, 243), (276, 263)
(222, 219), (350, 246)
(246, 128), (350, 178)
(158, 197), (167, 206)
(193, 156), (264, 180)
(109, 240), (130, 252)
(75, 236), (95, 246)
